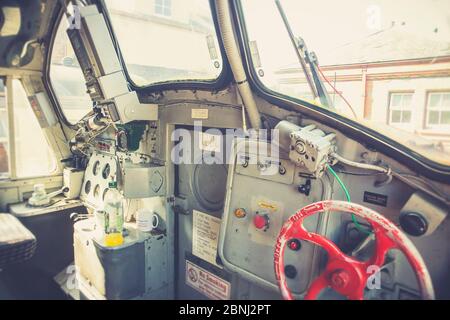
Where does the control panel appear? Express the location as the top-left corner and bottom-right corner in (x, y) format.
(80, 152), (119, 208)
(219, 138), (330, 294)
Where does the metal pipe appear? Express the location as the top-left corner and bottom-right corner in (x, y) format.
(331, 152), (390, 174)
(216, 0), (261, 129)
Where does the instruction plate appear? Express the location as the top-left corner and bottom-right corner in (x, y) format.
(191, 108), (209, 119)
(192, 210), (221, 266)
(186, 260), (230, 300)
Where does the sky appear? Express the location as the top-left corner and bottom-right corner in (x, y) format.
(242, 0), (450, 67)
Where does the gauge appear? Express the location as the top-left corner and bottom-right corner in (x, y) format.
(92, 161), (100, 175)
(102, 163), (110, 179)
(84, 180), (91, 194)
(116, 130), (128, 152)
(94, 184), (100, 199)
(102, 188), (109, 201)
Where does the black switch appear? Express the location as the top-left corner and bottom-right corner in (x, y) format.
(399, 212), (428, 237)
(284, 265), (298, 279)
(298, 179), (311, 196)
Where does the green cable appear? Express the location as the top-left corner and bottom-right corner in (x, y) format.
(326, 164), (372, 234)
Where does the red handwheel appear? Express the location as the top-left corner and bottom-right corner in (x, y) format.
(274, 200), (435, 300)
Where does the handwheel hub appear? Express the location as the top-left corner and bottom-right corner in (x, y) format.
(326, 259), (365, 297)
(330, 270), (350, 289)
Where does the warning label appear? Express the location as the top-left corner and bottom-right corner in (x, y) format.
(192, 210), (221, 266)
(186, 260), (231, 300)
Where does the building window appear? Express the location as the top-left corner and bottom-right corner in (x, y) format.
(426, 92), (450, 128)
(155, 0), (171, 16)
(389, 93), (413, 126)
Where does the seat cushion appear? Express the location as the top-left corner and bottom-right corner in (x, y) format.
(0, 214), (36, 269)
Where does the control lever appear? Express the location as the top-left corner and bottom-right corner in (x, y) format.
(28, 185), (69, 207)
(70, 212), (90, 223)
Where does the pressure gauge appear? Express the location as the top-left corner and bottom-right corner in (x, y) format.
(116, 129), (128, 152)
(102, 163), (111, 179)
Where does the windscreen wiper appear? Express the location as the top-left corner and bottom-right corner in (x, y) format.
(275, 0), (332, 108)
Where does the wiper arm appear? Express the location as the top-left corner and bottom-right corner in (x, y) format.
(302, 41), (333, 108)
(275, 0), (331, 107)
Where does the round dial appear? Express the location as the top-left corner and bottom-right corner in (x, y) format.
(102, 163), (111, 180)
(116, 130), (128, 152)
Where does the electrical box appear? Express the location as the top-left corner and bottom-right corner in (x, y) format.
(112, 91), (158, 124)
(122, 162), (165, 199)
(275, 120), (336, 177)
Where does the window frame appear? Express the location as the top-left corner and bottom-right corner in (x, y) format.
(44, 4), (80, 129)
(425, 91), (450, 130)
(388, 92), (414, 129)
(154, 0), (172, 17)
(0, 76), (58, 181)
(233, 0), (450, 181)
(98, 0), (231, 91)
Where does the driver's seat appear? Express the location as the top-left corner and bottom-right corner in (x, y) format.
(0, 214), (36, 269)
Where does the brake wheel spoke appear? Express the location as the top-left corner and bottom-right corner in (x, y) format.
(305, 273), (329, 300)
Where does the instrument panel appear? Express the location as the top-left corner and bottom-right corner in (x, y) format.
(219, 139), (329, 294)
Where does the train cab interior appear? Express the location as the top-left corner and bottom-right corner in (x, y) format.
(0, 0), (449, 300)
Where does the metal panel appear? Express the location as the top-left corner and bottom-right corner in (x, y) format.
(122, 162), (165, 199)
(219, 139), (327, 295)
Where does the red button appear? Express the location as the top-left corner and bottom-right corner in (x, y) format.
(253, 214), (269, 230)
(288, 239), (301, 251)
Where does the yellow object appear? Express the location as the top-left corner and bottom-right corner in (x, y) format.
(258, 201), (277, 212)
(104, 232), (124, 247)
(234, 208), (247, 218)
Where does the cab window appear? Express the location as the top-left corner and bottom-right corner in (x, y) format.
(0, 78), (57, 179)
(104, 0), (223, 87)
(240, 0), (450, 166)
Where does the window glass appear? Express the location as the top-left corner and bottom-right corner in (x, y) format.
(155, 0), (172, 16)
(0, 79), (9, 179)
(0, 80), (57, 179)
(426, 92), (450, 128)
(389, 93), (413, 127)
(49, 16), (92, 124)
(241, 0), (450, 166)
(13, 80), (57, 177)
(104, 0), (223, 87)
